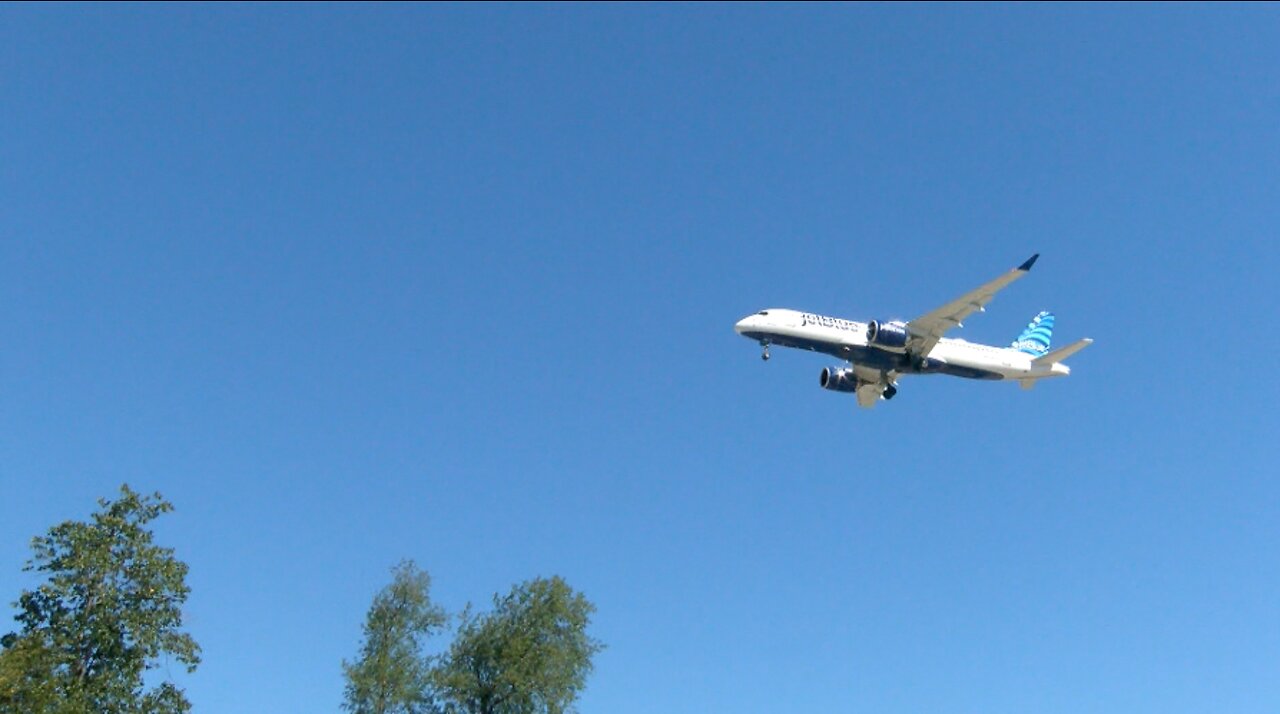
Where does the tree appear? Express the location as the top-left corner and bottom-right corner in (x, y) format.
(343, 560), (447, 714)
(0, 484), (200, 714)
(434, 576), (603, 714)
(0, 632), (60, 714)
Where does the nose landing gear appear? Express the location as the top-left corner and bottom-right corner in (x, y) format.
(760, 342), (771, 361)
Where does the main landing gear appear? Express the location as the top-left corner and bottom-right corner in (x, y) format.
(760, 342), (771, 361)
(883, 383), (898, 400)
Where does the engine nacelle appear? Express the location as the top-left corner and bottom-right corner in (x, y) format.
(866, 320), (910, 351)
(820, 366), (861, 393)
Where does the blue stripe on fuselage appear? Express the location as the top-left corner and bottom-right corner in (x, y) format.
(739, 331), (1003, 380)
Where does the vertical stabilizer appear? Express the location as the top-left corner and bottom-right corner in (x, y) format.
(1011, 311), (1054, 356)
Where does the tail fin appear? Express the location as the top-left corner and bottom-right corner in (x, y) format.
(1011, 311), (1054, 357)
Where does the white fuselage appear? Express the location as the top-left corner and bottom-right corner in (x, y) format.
(733, 308), (1070, 382)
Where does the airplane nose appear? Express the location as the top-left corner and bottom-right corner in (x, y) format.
(734, 316), (753, 334)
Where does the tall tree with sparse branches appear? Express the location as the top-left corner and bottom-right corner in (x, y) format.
(343, 560), (447, 714)
(0, 484), (200, 714)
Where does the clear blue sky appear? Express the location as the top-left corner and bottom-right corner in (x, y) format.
(2, 4), (1278, 712)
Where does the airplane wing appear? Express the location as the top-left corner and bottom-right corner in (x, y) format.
(855, 381), (884, 409)
(1033, 337), (1093, 365)
(852, 364), (887, 409)
(905, 254), (1039, 358)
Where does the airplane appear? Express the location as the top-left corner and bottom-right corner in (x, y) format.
(733, 254), (1092, 409)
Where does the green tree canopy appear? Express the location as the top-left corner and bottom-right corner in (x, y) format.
(0, 484), (200, 714)
(343, 560), (447, 714)
(434, 576), (603, 714)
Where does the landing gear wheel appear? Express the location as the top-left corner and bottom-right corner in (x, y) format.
(883, 384), (898, 400)
(761, 346), (770, 361)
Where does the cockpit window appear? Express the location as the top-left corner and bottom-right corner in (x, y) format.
(757, 311), (769, 316)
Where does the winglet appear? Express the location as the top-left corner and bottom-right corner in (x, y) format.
(1018, 253), (1040, 272)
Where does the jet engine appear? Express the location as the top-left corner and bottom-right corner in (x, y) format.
(866, 320), (910, 351)
(819, 366), (861, 393)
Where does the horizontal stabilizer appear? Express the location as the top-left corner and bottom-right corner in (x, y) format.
(1033, 338), (1093, 365)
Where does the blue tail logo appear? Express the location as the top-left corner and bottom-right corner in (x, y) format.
(1011, 311), (1054, 356)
